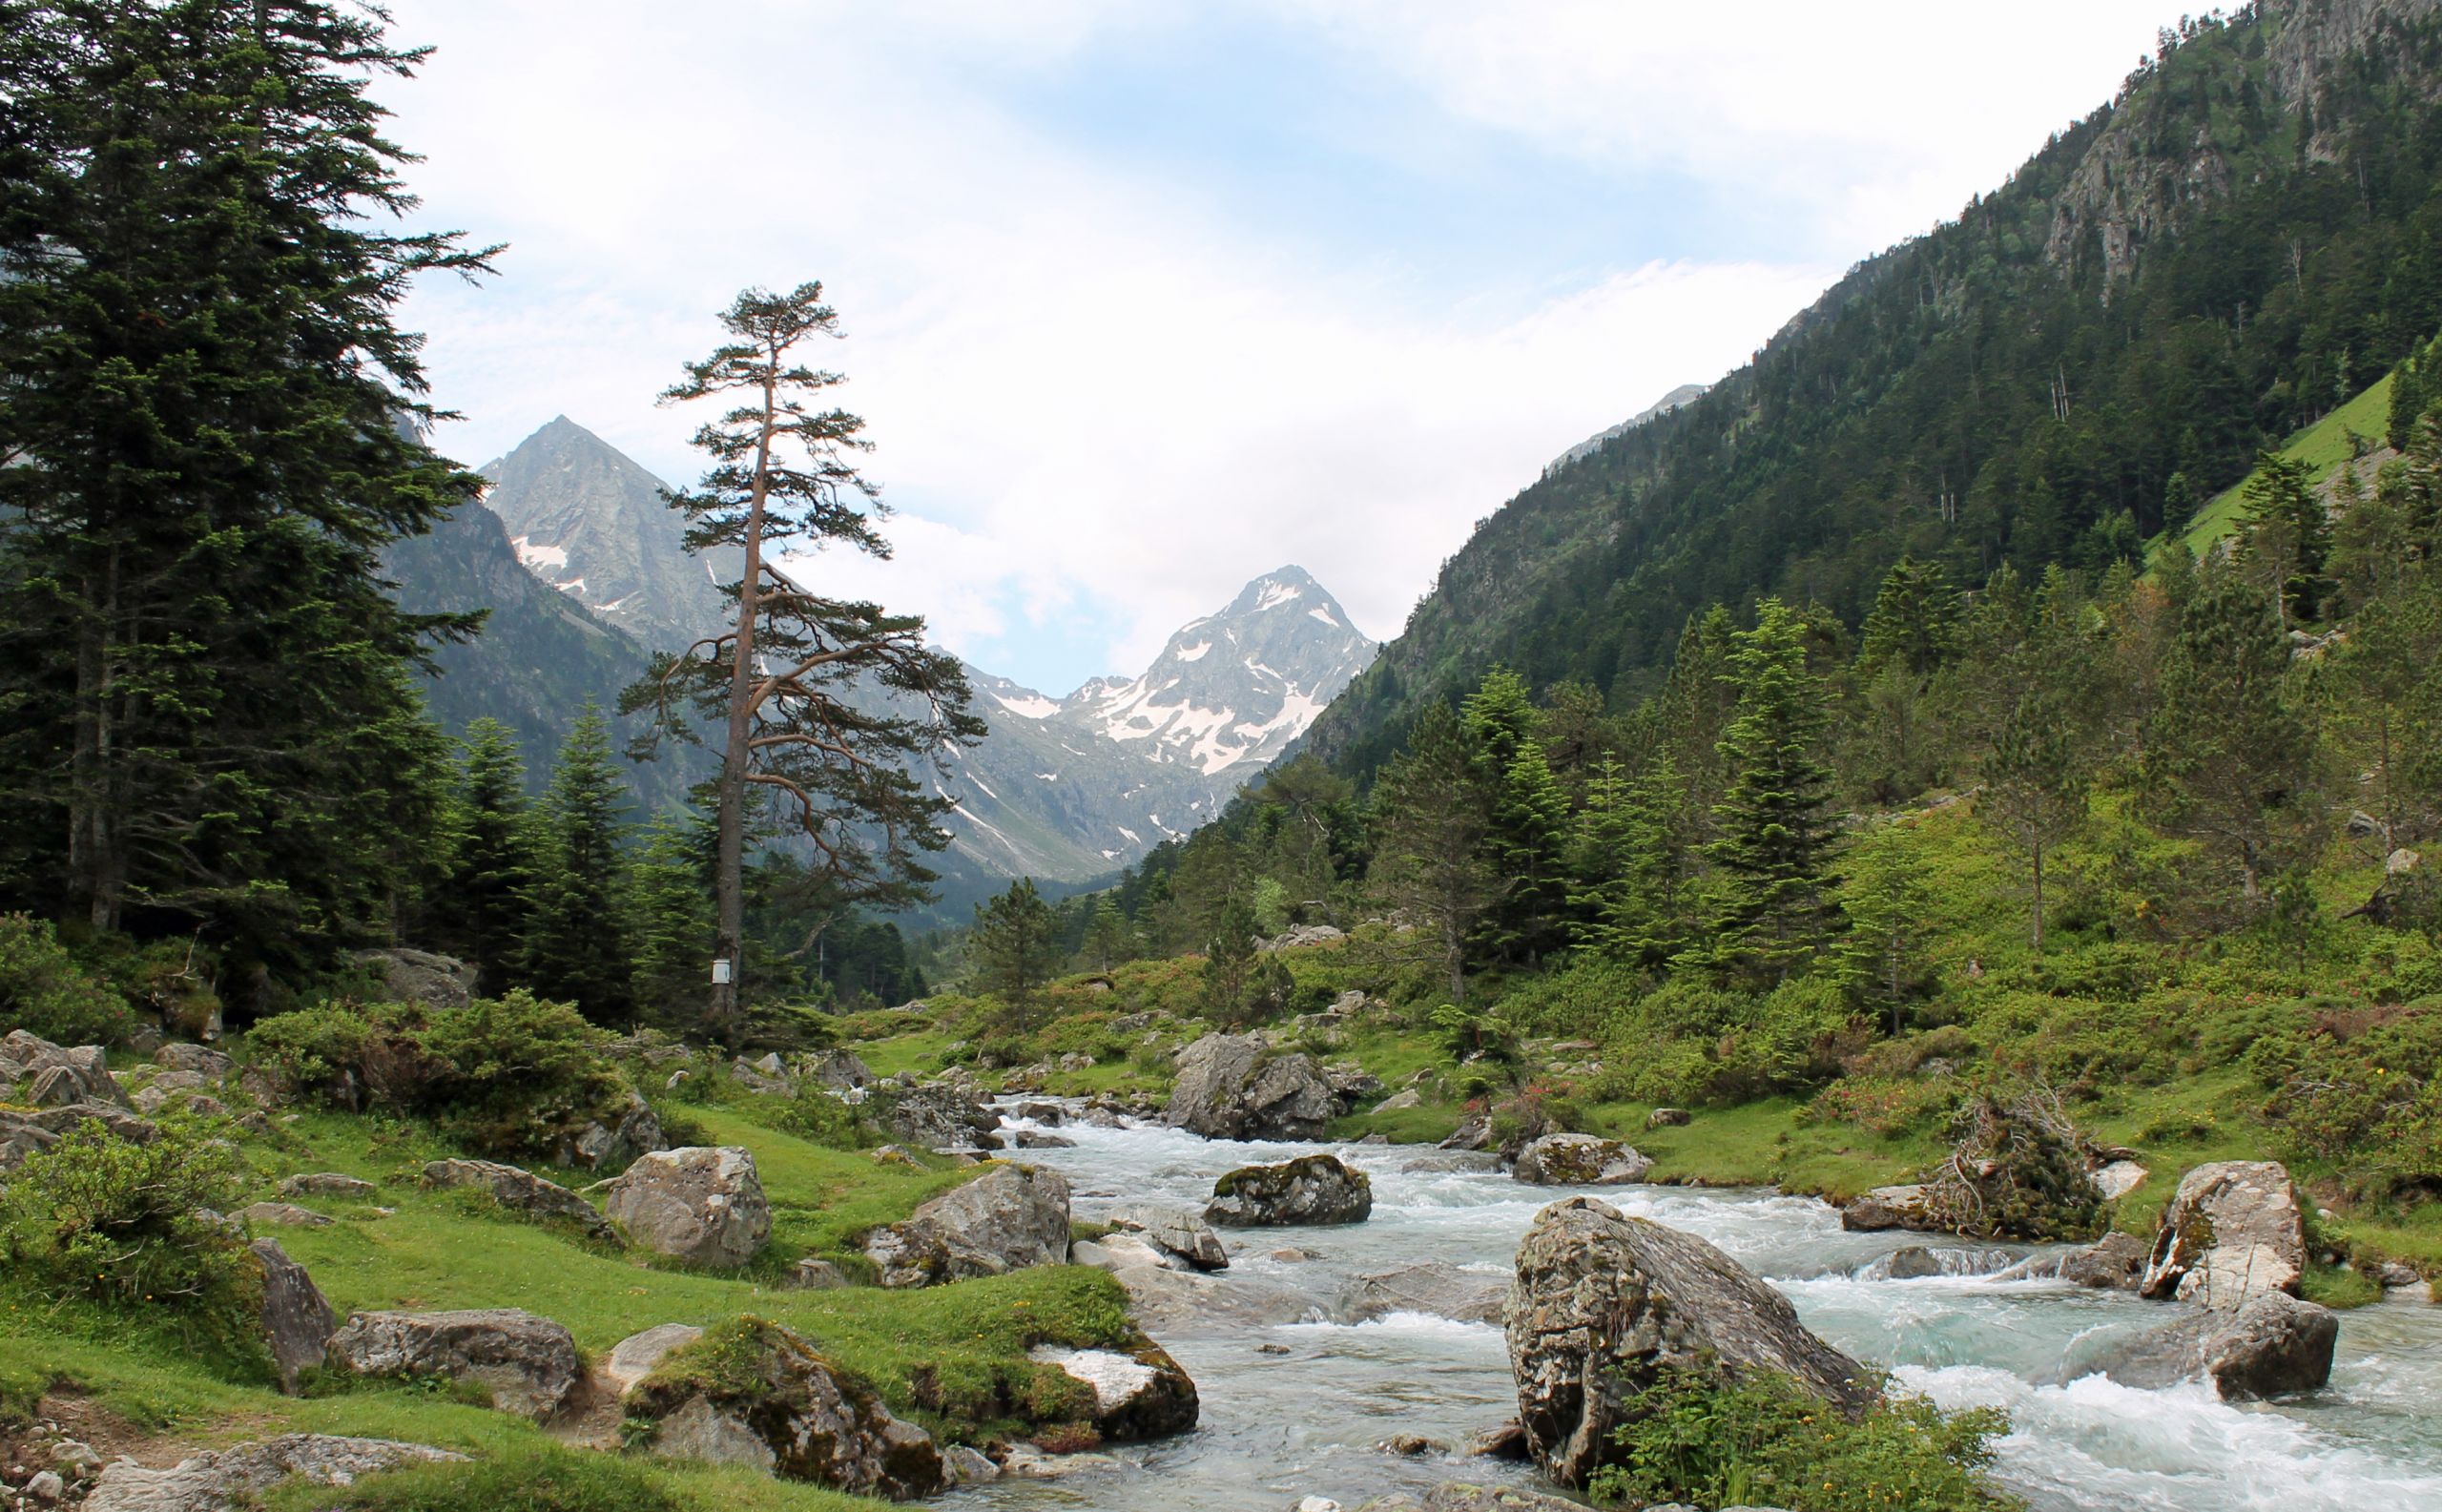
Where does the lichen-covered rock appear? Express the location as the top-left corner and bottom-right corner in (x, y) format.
(1204, 1152), (1372, 1226)
(251, 1240), (334, 1394)
(1028, 1342), (1200, 1441)
(1338, 1261), (1508, 1324)
(864, 1162), (1070, 1288)
(327, 1308), (582, 1419)
(864, 1081), (1000, 1150)
(1164, 1032), (1337, 1141)
(1, 1031), (126, 1108)
(598, 1322), (704, 1398)
(1512, 1133), (1651, 1186)
(1505, 1196), (1875, 1488)
(277, 1172), (378, 1200)
(348, 947), (476, 1008)
(424, 1157), (615, 1242)
(236, 1201), (331, 1228)
(155, 1043), (235, 1079)
(606, 1146), (771, 1267)
(80, 1436), (462, 1512)
(563, 1090), (667, 1172)
(628, 1317), (945, 1498)
(1108, 1202), (1229, 1270)
(2142, 1161), (2306, 1309)
(2080, 1290), (2338, 1398)
(1839, 1184), (1935, 1232)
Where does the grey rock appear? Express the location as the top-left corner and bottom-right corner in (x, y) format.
(2142, 1161), (2306, 1309)
(1165, 1033), (1337, 1141)
(1205, 1152), (1372, 1226)
(1439, 1114), (1492, 1151)
(865, 1081), (1001, 1150)
(1339, 1261), (1507, 1324)
(1072, 1233), (1178, 1272)
(1512, 1132), (1651, 1186)
(790, 1257), (848, 1289)
(597, 1322), (704, 1398)
(155, 1043), (235, 1079)
(1370, 1088), (1422, 1113)
(277, 1172), (377, 1200)
(1106, 1265), (1325, 1332)
(1461, 1419), (1530, 1460)
(1646, 1107), (1692, 1128)
(2093, 1159), (2149, 1200)
(864, 1162), (1071, 1288)
(0, 1111), (61, 1170)
(806, 1048), (875, 1089)
(2081, 1290), (2338, 1398)
(347, 947), (476, 1009)
(1012, 1129), (1076, 1149)
(1027, 1343), (1200, 1441)
(605, 1146), (771, 1267)
(2059, 1230), (2152, 1290)
(80, 1437), (462, 1512)
(1841, 1184), (1935, 1232)
(236, 1202), (331, 1228)
(23, 1102), (155, 1144)
(1505, 1195), (1875, 1487)
(1108, 1202), (1230, 1270)
(24, 1469), (63, 1502)
(251, 1239), (335, 1394)
(1259, 923), (1346, 951)
(1350, 1485), (1585, 1512)
(629, 1318), (945, 1497)
(564, 1091), (666, 1171)
(328, 1308), (582, 1419)
(943, 1444), (1000, 1484)
(423, 1157), (615, 1242)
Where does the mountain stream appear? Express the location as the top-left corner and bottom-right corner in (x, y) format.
(953, 1108), (2442, 1511)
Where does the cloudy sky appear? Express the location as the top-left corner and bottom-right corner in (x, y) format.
(382, 0), (2175, 694)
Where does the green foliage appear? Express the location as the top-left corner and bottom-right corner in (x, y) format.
(2247, 999), (2442, 1193)
(0, 914), (135, 1044)
(431, 718), (542, 994)
(973, 878), (1059, 1031)
(269, 1443), (685, 1512)
(1833, 824), (1941, 1029)
(0, 1119), (258, 1354)
(524, 705), (639, 1026)
(248, 991), (624, 1160)
(1588, 1365), (2020, 1512)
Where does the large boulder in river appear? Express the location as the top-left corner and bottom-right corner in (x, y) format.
(1839, 1184), (1935, 1232)
(605, 1146), (771, 1268)
(81, 1436), (464, 1512)
(422, 1157), (615, 1242)
(1204, 1152), (1372, 1226)
(863, 1162), (1070, 1288)
(1028, 1342), (1201, 1441)
(627, 1317), (945, 1498)
(1164, 1032), (1337, 1141)
(1339, 1261), (1509, 1324)
(327, 1308), (581, 1419)
(2080, 1290), (2338, 1399)
(1504, 1195), (1875, 1488)
(2142, 1161), (2306, 1309)
(1512, 1133), (1651, 1186)
(1108, 1202), (1229, 1271)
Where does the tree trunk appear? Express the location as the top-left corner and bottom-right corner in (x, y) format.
(710, 367), (779, 1044)
(2030, 842), (2045, 954)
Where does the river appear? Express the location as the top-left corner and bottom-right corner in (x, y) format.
(952, 1108), (2442, 1511)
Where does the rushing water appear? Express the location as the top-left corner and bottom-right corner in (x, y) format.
(953, 1108), (2442, 1511)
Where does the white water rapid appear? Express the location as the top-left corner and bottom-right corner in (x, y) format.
(953, 1108), (2442, 1511)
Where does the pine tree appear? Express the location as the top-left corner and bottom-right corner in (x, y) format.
(1368, 703), (1496, 1004)
(1694, 600), (1843, 984)
(2236, 450), (2329, 629)
(1855, 556), (1961, 679)
(1081, 896), (1136, 973)
(2139, 570), (2314, 902)
(525, 704), (638, 1025)
(434, 719), (542, 991)
(631, 813), (716, 1020)
(1200, 897), (1261, 1026)
(625, 282), (983, 1041)
(1564, 756), (1639, 952)
(972, 878), (1058, 1031)
(1833, 823), (1938, 1033)
(0, 2), (496, 967)
(1464, 668), (1571, 962)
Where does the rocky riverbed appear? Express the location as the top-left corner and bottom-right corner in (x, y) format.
(951, 1102), (2442, 1511)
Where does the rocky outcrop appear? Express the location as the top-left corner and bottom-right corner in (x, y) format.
(627, 1318), (945, 1498)
(327, 1308), (582, 1419)
(1028, 1343), (1201, 1441)
(562, 1090), (666, 1171)
(1, 1031), (126, 1108)
(606, 1146), (772, 1267)
(349, 947), (477, 1008)
(1107, 1203), (1229, 1271)
(2142, 1161), (2307, 1309)
(423, 1157), (615, 1242)
(81, 1436), (462, 1512)
(155, 1043), (235, 1079)
(864, 1081), (1001, 1150)
(1258, 923), (1346, 951)
(597, 1322), (704, 1398)
(2083, 1291), (2339, 1399)
(1505, 1196), (1875, 1488)
(807, 1048), (876, 1089)
(1164, 1033), (1337, 1141)
(1338, 1261), (1509, 1324)
(236, 1201), (330, 1228)
(1512, 1133), (1651, 1186)
(1204, 1152), (1372, 1226)
(864, 1163), (1070, 1288)
(250, 1240), (335, 1394)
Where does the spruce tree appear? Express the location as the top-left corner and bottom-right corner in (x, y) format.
(525, 704), (638, 1025)
(1463, 668), (1571, 962)
(0, 1), (494, 968)
(435, 719), (542, 991)
(972, 878), (1057, 1031)
(2236, 450), (2329, 629)
(630, 813), (716, 1021)
(1200, 897), (1261, 1026)
(1081, 896), (1135, 973)
(1368, 703), (1495, 1004)
(1694, 600), (1843, 984)
(1833, 822), (1938, 1033)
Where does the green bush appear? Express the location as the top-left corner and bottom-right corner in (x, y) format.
(2249, 998), (2442, 1188)
(0, 914), (135, 1045)
(0, 1118), (259, 1350)
(246, 990), (626, 1159)
(1588, 1365), (2021, 1512)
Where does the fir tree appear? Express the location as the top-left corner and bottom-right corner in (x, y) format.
(2236, 450), (2330, 629)
(1368, 703), (1496, 1004)
(1855, 557), (1961, 679)
(630, 813), (715, 1020)
(1694, 600), (1843, 984)
(1200, 897), (1261, 1026)
(1464, 668), (1571, 962)
(972, 878), (1058, 1031)
(1081, 896), (1136, 973)
(1833, 823), (1939, 1033)
(525, 704), (638, 1025)
(434, 719), (542, 992)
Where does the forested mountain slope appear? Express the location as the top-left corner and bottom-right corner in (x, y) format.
(1310, 0), (2442, 778)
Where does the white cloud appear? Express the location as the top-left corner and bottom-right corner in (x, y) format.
(381, 0), (2174, 690)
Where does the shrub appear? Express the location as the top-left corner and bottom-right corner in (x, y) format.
(1588, 1365), (2021, 1512)
(0, 1118), (259, 1350)
(267, 1443), (685, 1512)
(0, 914), (135, 1045)
(2249, 998), (2442, 1189)
(247, 991), (626, 1159)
